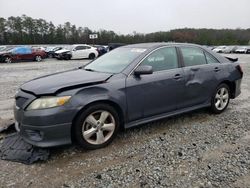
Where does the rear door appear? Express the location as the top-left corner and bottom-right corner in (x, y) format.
(72, 46), (86, 59)
(21, 47), (33, 60)
(178, 46), (222, 108)
(126, 47), (185, 121)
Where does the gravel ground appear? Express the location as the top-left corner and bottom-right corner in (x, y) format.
(0, 55), (250, 188)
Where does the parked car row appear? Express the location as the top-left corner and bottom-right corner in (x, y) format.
(211, 45), (250, 54)
(0, 44), (105, 63)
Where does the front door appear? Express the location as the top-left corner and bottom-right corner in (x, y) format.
(126, 47), (185, 122)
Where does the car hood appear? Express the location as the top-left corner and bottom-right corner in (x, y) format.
(21, 69), (112, 95)
(55, 49), (70, 54)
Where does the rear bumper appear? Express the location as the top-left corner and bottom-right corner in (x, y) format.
(233, 79), (242, 98)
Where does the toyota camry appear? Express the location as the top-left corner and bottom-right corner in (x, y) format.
(14, 43), (243, 149)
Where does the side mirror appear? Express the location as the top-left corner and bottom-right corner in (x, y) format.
(134, 65), (153, 76)
(72, 48), (76, 51)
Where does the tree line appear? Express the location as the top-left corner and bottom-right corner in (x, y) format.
(0, 15), (249, 45)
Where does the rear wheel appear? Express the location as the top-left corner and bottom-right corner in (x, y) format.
(35, 55), (42, 62)
(74, 104), (120, 149)
(89, 53), (96, 59)
(210, 84), (230, 114)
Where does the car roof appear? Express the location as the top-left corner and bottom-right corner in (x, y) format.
(123, 42), (205, 49)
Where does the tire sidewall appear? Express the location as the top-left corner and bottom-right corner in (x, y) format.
(74, 104), (120, 149)
(89, 53), (95, 59)
(35, 55), (42, 62)
(211, 83), (230, 114)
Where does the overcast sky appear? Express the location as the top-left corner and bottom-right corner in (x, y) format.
(0, 0), (249, 34)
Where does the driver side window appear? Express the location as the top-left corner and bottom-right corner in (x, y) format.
(140, 47), (178, 72)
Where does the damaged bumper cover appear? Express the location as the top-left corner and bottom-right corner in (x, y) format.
(14, 104), (76, 148)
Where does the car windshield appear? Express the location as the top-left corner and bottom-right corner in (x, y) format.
(84, 47), (147, 73)
(6, 47), (15, 52)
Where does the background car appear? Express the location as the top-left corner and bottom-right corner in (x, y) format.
(221, 46), (237, 53)
(235, 46), (248, 54)
(212, 46), (226, 53)
(55, 44), (98, 60)
(0, 46), (7, 51)
(108, 43), (125, 51)
(93, 45), (108, 56)
(0, 46), (46, 63)
(246, 47), (250, 54)
(46, 46), (63, 58)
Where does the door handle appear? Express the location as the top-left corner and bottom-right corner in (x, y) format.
(191, 67), (199, 71)
(174, 74), (182, 80)
(214, 67), (221, 72)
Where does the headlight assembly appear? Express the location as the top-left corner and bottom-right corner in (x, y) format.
(26, 96), (71, 110)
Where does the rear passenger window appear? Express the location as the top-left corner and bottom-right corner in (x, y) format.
(180, 47), (206, 67)
(205, 52), (220, 64)
(75, 46), (86, 50)
(140, 47), (178, 72)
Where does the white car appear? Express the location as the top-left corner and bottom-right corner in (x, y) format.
(212, 46), (227, 53)
(221, 46), (237, 53)
(235, 47), (248, 54)
(55, 44), (98, 60)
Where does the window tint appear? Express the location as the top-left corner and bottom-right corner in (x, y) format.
(75, 46), (86, 50)
(180, 47), (206, 67)
(140, 47), (178, 72)
(205, 52), (220, 64)
(13, 47), (32, 54)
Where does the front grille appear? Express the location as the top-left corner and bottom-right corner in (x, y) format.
(16, 97), (28, 108)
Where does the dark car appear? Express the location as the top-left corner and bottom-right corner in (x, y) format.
(108, 43), (125, 51)
(0, 46), (46, 63)
(93, 45), (108, 56)
(14, 43), (243, 149)
(46, 47), (63, 58)
(247, 47), (250, 54)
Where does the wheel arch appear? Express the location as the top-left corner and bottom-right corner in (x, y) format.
(219, 80), (236, 99)
(71, 100), (125, 142)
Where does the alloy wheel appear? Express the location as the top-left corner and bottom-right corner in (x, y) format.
(36, 56), (42, 62)
(82, 110), (116, 145)
(215, 87), (229, 111)
(5, 57), (12, 63)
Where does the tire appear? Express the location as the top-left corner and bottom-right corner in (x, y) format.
(35, 55), (42, 62)
(89, 53), (96, 59)
(65, 55), (71, 60)
(210, 84), (230, 114)
(4, 56), (12, 63)
(48, 54), (53, 58)
(74, 103), (120, 149)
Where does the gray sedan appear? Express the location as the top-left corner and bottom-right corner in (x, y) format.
(14, 43), (243, 149)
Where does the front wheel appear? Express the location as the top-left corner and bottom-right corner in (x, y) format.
(210, 84), (230, 114)
(74, 104), (120, 149)
(4, 57), (12, 63)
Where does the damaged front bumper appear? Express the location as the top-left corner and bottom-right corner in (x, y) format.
(14, 105), (75, 148)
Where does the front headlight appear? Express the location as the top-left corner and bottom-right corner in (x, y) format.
(26, 96), (71, 110)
